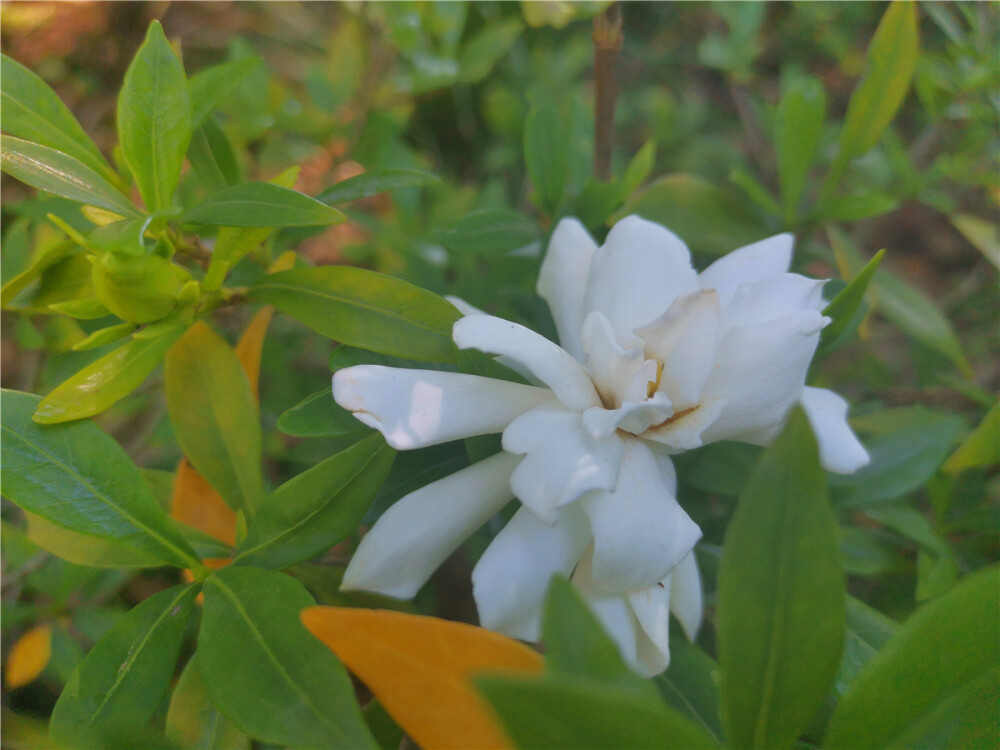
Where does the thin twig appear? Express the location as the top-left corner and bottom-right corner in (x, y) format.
(593, 3), (623, 181)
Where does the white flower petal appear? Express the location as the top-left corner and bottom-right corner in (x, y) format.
(341, 452), (519, 599)
(721, 273), (827, 333)
(445, 295), (486, 317)
(472, 503), (590, 641)
(699, 233), (794, 305)
(801, 386), (870, 474)
(628, 579), (671, 675)
(332, 365), (551, 450)
(503, 402), (625, 523)
(581, 392), (674, 441)
(582, 311), (658, 407)
(583, 215), (699, 345)
(537, 218), (599, 361)
(669, 551), (703, 641)
(642, 395), (728, 452)
(700, 310), (829, 443)
(572, 548), (639, 669)
(636, 289), (721, 408)
(581, 440), (702, 591)
(453, 315), (601, 412)
(634, 623), (671, 677)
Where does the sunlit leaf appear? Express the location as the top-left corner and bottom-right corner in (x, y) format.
(25, 512), (164, 568)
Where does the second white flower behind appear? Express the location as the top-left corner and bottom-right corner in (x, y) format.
(333, 215), (869, 676)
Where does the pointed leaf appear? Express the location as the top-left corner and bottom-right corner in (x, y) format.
(34, 325), (185, 424)
(234, 434), (394, 570)
(5, 624), (53, 689)
(316, 168), (441, 205)
(835, 595), (898, 697)
(170, 459), (238, 547)
(200, 567), (377, 749)
(2, 390), (202, 570)
(1, 135), (141, 217)
(459, 19), (523, 83)
(25, 512), (164, 568)
(166, 655), (250, 750)
(775, 73), (826, 220)
(188, 117), (242, 192)
(301, 606), (543, 750)
(165, 322), (266, 514)
(234, 307), (273, 406)
(717, 408), (845, 750)
(818, 248), (884, 355)
(247, 266), (461, 363)
(655, 635), (724, 743)
(433, 209), (540, 255)
(117, 20), (192, 211)
(943, 401), (1000, 473)
(185, 183), (345, 227)
(524, 99), (568, 215)
(1, 54), (114, 181)
(826, 567), (999, 750)
(621, 140), (658, 197)
(188, 57), (260, 129)
(277, 388), (373, 438)
(50, 584), (198, 745)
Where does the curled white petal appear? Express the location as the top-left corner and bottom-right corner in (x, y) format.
(341, 452), (519, 599)
(503, 402), (625, 523)
(699, 233), (794, 305)
(801, 386), (870, 474)
(721, 273), (827, 333)
(642, 396), (728, 452)
(333, 365), (550, 450)
(669, 551), (703, 641)
(580, 393), (674, 441)
(537, 218), (599, 361)
(582, 311), (658, 407)
(472, 504), (590, 641)
(453, 314), (601, 411)
(581, 441), (701, 592)
(628, 579), (671, 676)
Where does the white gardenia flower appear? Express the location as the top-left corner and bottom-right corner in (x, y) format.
(332, 216), (870, 676)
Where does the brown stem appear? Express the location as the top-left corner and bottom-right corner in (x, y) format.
(593, 3), (623, 182)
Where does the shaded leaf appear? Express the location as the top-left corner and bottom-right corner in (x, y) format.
(834, 596), (898, 696)
(189, 57), (261, 129)
(775, 73), (826, 220)
(185, 183), (345, 227)
(316, 168), (441, 205)
(818, 248), (884, 355)
(655, 635), (724, 743)
(166, 655), (250, 750)
(459, 19), (524, 83)
(188, 118), (242, 192)
(277, 389), (373, 439)
(943, 401), (999, 473)
(433, 209), (540, 256)
(524, 98), (567, 215)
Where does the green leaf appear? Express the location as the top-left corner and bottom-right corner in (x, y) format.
(818, 249), (884, 355)
(117, 21), (191, 211)
(541, 577), (658, 700)
(729, 166), (781, 217)
(165, 322), (266, 515)
(835, 596), (898, 697)
(458, 19), (523, 83)
(943, 401), (1000, 473)
(2, 390), (201, 570)
(34, 326), (185, 424)
(188, 57), (261, 129)
(316, 168), (441, 205)
(774, 73), (826, 220)
(1, 54), (115, 181)
(614, 174), (769, 256)
(813, 192), (899, 222)
(524, 98), (568, 216)
(826, 567), (1000, 750)
(363, 699), (404, 750)
(248, 266), (461, 364)
(575, 179), (623, 232)
(1, 135), (141, 218)
(185, 183), (345, 227)
(24, 511), (164, 568)
(49, 583), (199, 746)
(166, 655), (250, 750)
(1, 240), (75, 309)
(477, 674), (720, 750)
(234, 434), (394, 569)
(655, 635), (724, 743)
(717, 408), (845, 750)
(199, 567), (377, 749)
(824, 1), (919, 196)
(432, 209), (540, 255)
(71, 322), (137, 352)
(621, 140), (657, 197)
(188, 118), (242, 193)
(277, 389), (373, 439)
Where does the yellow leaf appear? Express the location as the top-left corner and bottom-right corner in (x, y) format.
(5, 624), (52, 688)
(301, 607), (543, 750)
(171, 458), (237, 546)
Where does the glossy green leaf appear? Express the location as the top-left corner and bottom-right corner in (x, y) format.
(165, 322), (266, 515)
(835, 596), (898, 696)
(459, 19), (523, 83)
(774, 73), (826, 220)
(49, 584), (198, 745)
(818, 249), (884, 355)
(166, 655), (250, 750)
(2, 390), (201, 570)
(34, 326), (185, 424)
(1, 54), (114, 181)
(433, 209), (540, 255)
(188, 57), (261, 129)
(248, 266), (461, 363)
(1, 135), (141, 218)
(717, 408), (845, 750)
(277, 389), (373, 438)
(614, 174), (769, 256)
(185, 182), (345, 227)
(478, 674), (720, 750)
(199, 567), (377, 749)
(316, 168), (441, 205)
(826, 567), (1000, 750)
(655, 635), (724, 743)
(943, 401), (1000, 473)
(234, 434), (394, 569)
(524, 98), (567, 215)
(117, 20), (192, 211)
(24, 512), (164, 568)
(188, 118), (242, 192)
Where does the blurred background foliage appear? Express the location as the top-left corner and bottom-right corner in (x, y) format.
(1, 0), (997, 739)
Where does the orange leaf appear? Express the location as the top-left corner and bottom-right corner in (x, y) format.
(5, 624), (52, 688)
(171, 458), (237, 546)
(234, 306), (273, 405)
(301, 607), (543, 750)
